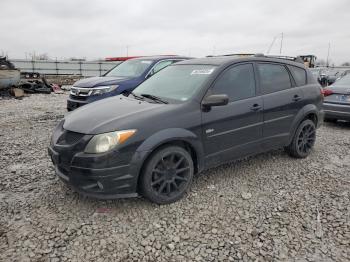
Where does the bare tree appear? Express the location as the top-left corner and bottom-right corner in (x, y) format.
(29, 52), (50, 60)
(341, 62), (350, 66)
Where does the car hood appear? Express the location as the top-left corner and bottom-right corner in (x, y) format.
(73, 76), (131, 88)
(63, 96), (164, 134)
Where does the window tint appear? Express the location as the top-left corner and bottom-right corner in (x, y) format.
(212, 64), (256, 102)
(289, 65), (307, 86)
(106, 60), (153, 77)
(258, 64), (292, 94)
(134, 65), (217, 102)
(334, 73), (350, 85)
(149, 60), (174, 76)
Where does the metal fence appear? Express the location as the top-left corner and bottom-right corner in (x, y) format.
(9, 59), (121, 77)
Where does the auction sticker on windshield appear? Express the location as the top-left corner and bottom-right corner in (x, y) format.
(191, 69), (215, 75)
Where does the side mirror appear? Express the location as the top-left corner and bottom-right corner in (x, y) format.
(202, 94), (229, 108)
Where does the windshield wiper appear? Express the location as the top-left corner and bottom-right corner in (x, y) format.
(129, 92), (145, 100)
(140, 94), (168, 104)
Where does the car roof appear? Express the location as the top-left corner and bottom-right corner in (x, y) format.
(176, 55), (306, 68)
(131, 55), (192, 62)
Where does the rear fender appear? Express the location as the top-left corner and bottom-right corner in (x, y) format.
(287, 104), (320, 145)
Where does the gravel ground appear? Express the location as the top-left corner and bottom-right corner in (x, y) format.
(0, 93), (349, 262)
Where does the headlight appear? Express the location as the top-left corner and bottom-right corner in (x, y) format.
(90, 85), (119, 96)
(84, 129), (136, 154)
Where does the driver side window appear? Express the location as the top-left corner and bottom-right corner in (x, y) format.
(212, 63), (256, 102)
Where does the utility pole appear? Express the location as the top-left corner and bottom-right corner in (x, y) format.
(326, 42), (330, 67)
(126, 45), (129, 57)
(279, 32), (284, 54)
(267, 36), (277, 54)
(267, 32), (284, 55)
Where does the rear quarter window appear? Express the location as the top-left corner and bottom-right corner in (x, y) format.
(289, 65), (307, 86)
(257, 63), (292, 94)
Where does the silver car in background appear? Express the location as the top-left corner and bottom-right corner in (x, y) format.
(323, 74), (350, 122)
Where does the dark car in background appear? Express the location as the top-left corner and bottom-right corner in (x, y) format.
(49, 55), (324, 204)
(67, 56), (190, 111)
(323, 74), (350, 122)
(310, 68), (340, 87)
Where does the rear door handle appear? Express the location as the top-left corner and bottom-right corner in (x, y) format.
(250, 104), (262, 111)
(293, 94), (301, 101)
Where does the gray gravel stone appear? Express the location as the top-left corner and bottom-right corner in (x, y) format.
(0, 93), (349, 262)
(241, 192), (252, 200)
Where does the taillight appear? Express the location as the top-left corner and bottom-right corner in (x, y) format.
(321, 88), (333, 97)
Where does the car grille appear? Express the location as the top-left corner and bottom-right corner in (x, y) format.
(57, 130), (85, 145)
(70, 95), (87, 101)
(70, 86), (92, 97)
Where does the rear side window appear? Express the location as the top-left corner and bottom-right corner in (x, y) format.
(289, 65), (307, 86)
(258, 63), (292, 94)
(212, 63), (256, 102)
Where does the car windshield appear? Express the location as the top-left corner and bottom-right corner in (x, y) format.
(105, 59), (153, 77)
(133, 64), (217, 102)
(334, 74), (350, 85)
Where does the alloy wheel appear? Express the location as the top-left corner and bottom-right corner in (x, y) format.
(150, 152), (191, 197)
(297, 123), (316, 154)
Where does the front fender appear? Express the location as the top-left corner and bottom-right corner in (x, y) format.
(128, 128), (204, 186)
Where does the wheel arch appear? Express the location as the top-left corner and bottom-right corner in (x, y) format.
(287, 104), (319, 145)
(129, 128), (205, 191)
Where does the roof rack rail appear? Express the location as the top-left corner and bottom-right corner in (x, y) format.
(266, 55), (304, 64)
(206, 53), (304, 64)
(206, 53), (257, 58)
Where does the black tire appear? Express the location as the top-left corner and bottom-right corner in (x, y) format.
(140, 146), (194, 204)
(285, 119), (316, 158)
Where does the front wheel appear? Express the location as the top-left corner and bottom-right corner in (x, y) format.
(140, 146), (194, 204)
(285, 119), (316, 158)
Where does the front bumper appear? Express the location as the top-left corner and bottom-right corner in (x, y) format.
(67, 92), (118, 111)
(48, 124), (141, 199)
(48, 147), (138, 199)
(67, 97), (89, 111)
(323, 102), (350, 121)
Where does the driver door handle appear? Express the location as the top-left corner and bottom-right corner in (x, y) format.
(250, 104), (262, 111)
(293, 94), (301, 102)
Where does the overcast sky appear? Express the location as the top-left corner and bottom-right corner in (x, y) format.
(1, 0), (349, 64)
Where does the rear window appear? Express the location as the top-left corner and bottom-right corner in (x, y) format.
(258, 63), (292, 94)
(289, 65), (307, 86)
(333, 74), (350, 85)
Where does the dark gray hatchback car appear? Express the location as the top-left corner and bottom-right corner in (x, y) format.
(48, 55), (324, 204)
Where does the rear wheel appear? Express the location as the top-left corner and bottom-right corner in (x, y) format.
(285, 119), (316, 158)
(140, 146), (194, 204)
